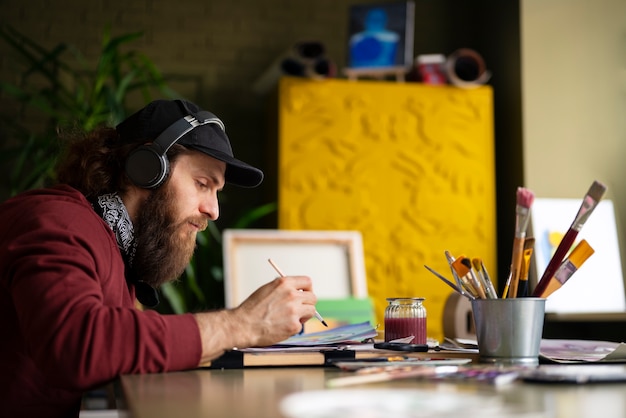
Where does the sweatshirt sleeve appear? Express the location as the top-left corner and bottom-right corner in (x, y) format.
(3, 197), (202, 391)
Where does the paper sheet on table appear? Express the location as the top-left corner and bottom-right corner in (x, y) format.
(440, 337), (480, 352)
(268, 321), (377, 347)
(539, 339), (626, 363)
(446, 337), (626, 363)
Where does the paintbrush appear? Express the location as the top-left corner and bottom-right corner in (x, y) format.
(532, 180), (607, 297)
(507, 187), (535, 298)
(452, 256), (486, 299)
(501, 271), (513, 298)
(537, 239), (594, 298)
(461, 257), (488, 299)
(444, 250), (474, 300)
(516, 237), (535, 297)
(423, 264), (474, 300)
(471, 258), (498, 299)
(267, 258), (328, 327)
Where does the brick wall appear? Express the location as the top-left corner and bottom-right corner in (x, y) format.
(0, 0), (409, 225)
(0, 1), (521, 265)
(1, 0), (527, 307)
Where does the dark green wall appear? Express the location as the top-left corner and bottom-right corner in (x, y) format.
(0, 0), (523, 286)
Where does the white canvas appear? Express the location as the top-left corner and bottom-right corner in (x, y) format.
(222, 229), (368, 308)
(530, 198), (625, 313)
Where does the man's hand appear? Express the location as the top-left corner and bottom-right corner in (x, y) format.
(193, 275), (317, 365)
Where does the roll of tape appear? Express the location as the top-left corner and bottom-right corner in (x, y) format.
(442, 292), (476, 340)
(252, 41), (335, 95)
(445, 48), (491, 88)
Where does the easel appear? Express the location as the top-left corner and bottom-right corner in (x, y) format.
(343, 66), (409, 82)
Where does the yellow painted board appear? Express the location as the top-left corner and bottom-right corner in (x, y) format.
(277, 76), (496, 342)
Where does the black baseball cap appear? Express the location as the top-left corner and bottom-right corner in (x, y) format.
(116, 99), (264, 188)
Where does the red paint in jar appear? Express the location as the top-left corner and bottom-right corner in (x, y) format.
(384, 317), (427, 344)
(384, 297), (427, 344)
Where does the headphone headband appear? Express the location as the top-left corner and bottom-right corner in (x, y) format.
(152, 111), (225, 154)
(125, 110), (225, 189)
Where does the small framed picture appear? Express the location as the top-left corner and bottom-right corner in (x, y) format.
(347, 1), (415, 70)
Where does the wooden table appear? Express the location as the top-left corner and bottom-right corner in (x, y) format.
(118, 364), (626, 418)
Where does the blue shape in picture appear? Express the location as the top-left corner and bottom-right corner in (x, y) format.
(349, 8), (399, 68)
(347, 1), (414, 69)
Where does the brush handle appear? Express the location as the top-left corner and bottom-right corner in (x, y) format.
(502, 271), (513, 298)
(468, 270), (487, 299)
(537, 278), (563, 298)
(516, 248), (533, 297)
(424, 265), (467, 298)
(445, 251), (472, 300)
(517, 279), (529, 298)
(268, 258), (327, 327)
(479, 263), (498, 299)
(532, 229), (578, 297)
(508, 237), (525, 298)
(459, 275), (479, 298)
(475, 267), (496, 299)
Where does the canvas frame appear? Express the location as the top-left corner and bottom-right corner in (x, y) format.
(222, 229), (368, 308)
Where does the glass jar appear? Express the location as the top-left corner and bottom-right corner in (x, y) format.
(384, 297), (427, 344)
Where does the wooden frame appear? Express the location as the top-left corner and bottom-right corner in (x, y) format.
(222, 229), (368, 308)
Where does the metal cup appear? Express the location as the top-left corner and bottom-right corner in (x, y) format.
(471, 298), (546, 365)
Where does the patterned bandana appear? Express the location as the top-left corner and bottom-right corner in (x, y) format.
(91, 193), (159, 307)
(93, 193), (137, 266)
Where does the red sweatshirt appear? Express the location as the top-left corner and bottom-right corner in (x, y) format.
(0, 185), (202, 418)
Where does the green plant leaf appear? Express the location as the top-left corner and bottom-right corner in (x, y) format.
(159, 282), (187, 314)
(232, 202), (278, 229)
(184, 262), (206, 304)
(0, 24), (177, 196)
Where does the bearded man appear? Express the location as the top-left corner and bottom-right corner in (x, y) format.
(0, 99), (317, 418)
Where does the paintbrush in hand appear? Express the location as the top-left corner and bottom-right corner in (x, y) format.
(267, 258), (328, 327)
(507, 187), (535, 298)
(532, 180), (607, 297)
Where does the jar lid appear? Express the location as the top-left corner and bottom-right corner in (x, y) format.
(386, 297), (425, 302)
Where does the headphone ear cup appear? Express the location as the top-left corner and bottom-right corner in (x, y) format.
(125, 144), (170, 189)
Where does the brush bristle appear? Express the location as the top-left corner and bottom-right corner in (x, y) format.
(452, 256), (470, 276)
(516, 187), (535, 208)
(461, 257), (472, 269)
(587, 180), (607, 202)
(471, 258), (482, 270)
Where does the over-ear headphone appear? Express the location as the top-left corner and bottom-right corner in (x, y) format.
(125, 110), (224, 189)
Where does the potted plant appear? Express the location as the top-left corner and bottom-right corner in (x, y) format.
(0, 23), (177, 196)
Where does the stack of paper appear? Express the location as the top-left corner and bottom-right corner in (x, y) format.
(271, 322), (377, 347)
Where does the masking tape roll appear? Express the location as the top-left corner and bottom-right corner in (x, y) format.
(445, 48), (491, 88)
(252, 41), (333, 94)
(442, 292), (476, 340)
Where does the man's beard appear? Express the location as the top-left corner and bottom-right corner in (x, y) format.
(131, 183), (207, 287)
